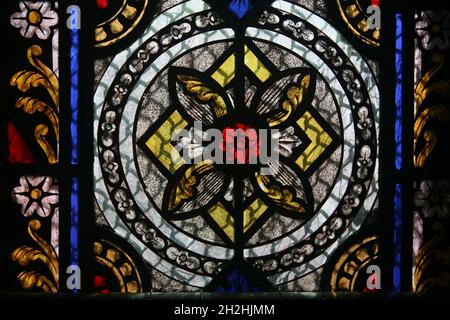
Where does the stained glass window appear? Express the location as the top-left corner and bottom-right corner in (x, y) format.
(1, 0), (449, 307)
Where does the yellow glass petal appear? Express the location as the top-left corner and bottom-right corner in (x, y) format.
(296, 111), (332, 172)
(145, 111), (187, 174)
(244, 45), (271, 83)
(243, 198), (268, 233)
(211, 54), (235, 87)
(208, 203), (235, 242)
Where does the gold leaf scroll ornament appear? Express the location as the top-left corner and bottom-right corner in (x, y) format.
(177, 74), (228, 118)
(10, 45), (59, 163)
(414, 54), (450, 168)
(10, 219), (59, 293)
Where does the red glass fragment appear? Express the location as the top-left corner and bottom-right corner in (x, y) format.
(7, 122), (34, 164)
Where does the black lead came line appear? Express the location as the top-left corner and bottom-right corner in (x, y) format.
(233, 24), (247, 261)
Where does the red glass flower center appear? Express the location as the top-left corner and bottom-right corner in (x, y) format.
(219, 123), (260, 164)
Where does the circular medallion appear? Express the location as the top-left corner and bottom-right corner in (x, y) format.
(94, 0), (379, 287)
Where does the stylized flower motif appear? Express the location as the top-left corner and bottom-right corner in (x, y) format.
(315, 40), (343, 67)
(341, 184), (363, 215)
(254, 259), (277, 272)
(167, 247), (200, 270)
(342, 69), (364, 104)
(416, 11), (450, 50)
(111, 74), (132, 106)
(258, 11), (280, 25)
(357, 107), (373, 140)
(101, 111), (117, 148)
(283, 20), (314, 41)
(143, 229), (165, 249)
(280, 244), (313, 266)
(112, 85), (127, 106)
(161, 23), (192, 46)
(10, 1), (58, 40)
(101, 112), (116, 134)
(314, 217), (343, 246)
(130, 41), (159, 74)
(161, 67), (317, 216)
(114, 189), (136, 220)
(414, 180), (450, 220)
(102, 150), (120, 184)
(176, 252), (189, 266)
(134, 221), (165, 249)
(140, 51), (340, 246)
(11, 176), (58, 217)
(357, 145), (373, 179)
(137, 50), (150, 62)
(195, 12), (221, 28)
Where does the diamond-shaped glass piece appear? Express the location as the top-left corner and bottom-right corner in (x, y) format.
(228, 0), (252, 19)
